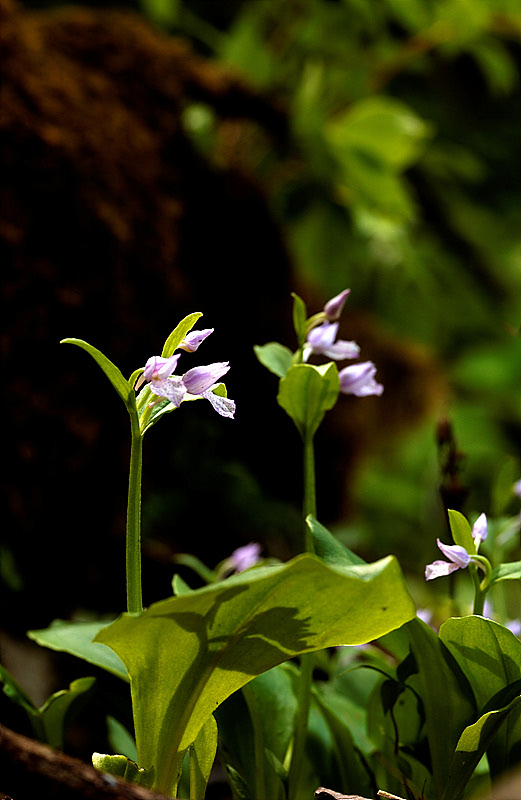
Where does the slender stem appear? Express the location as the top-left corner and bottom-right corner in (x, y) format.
(126, 408), (143, 614)
(469, 563), (484, 616)
(288, 430), (316, 800)
(303, 432), (317, 550)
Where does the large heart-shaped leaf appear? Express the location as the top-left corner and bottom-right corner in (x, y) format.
(96, 552), (415, 795)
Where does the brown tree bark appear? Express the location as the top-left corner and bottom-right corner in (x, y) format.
(0, 723), (175, 800)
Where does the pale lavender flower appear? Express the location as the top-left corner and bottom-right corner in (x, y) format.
(143, 356), (235, 418)
(179, 329), (214, 352)
(303, 322), (360, 362)
(217, 542), (262, 578)
(182, 362), (236, 418)
(143, 353), (181, 394)
(472, 513), (487, 546)
(425, 539), (471, 581)
(324, 289), (350, 321)
(338, 361), (383, 397)
(229, 542), (262, 572)
(513, 479), (521, 498)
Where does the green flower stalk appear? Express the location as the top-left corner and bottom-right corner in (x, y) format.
(62, 316), (235, 616)
(262, 288), (384, 800)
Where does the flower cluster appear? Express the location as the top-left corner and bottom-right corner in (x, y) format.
(425, 513), (487, 581)
(304, 289), (383, 397)
(140, 328), (235, 419)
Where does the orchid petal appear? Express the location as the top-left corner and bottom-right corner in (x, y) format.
(338, 362), (383, 397)
(230, 542), (262, 572)
(472, 513), (487, 544)
(324, 289), (350, 321)
(201, 389), (236, 419)
(183, 362), (230, 395)
(425, 560), (461, 581)
(321, 340), (360, 360)
(149, 375), (186, 407)
(179, 329), (214, 353)
(436, 539), (471, 568)
(307, 322), (339, 349)
(144, 354), (181, 382)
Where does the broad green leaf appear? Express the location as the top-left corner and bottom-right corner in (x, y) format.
(277, 363), (339, 439)
(161, 313), (203, 358)
(440, 616), (521, 776)
(189, 714), (217, 800)
(253, 342), (294, 378)
(405, 618), (476, 799)
(96, 552), (415, 795)
(491, 561), (521, 584)
(307, 515), (365, 566)
(448, 509), (476, 555)
(442, 697), (521, 800)
(28, 620), (128, 682)
(60, 339), (133, 408)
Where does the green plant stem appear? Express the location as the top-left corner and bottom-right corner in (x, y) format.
(470, 563), (484, 616)
(127, 407), (143, 614)
(288, 431), (316, 800)
(303, 432), (317, 550)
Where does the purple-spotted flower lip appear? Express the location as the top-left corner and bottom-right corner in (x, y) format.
(303, 322), (360, 362)
(338, 361), (383, 397)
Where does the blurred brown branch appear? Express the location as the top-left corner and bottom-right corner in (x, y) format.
(0, 723), (174, 800)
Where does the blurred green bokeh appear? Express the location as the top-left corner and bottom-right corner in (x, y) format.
(18, 0), (521, 580)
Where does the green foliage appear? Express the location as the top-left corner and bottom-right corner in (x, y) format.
(164, 0), (521, 562)
(94, 552), (414, 794)
(277, 363), (339, 439)
(0, 664), (95, 749)
(92, 752), (155, 788)
(440, 616), (521, 778)
(28, 620), (128, 681)
(253, 343), (293, 379)
(448, 510), (477, 555)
